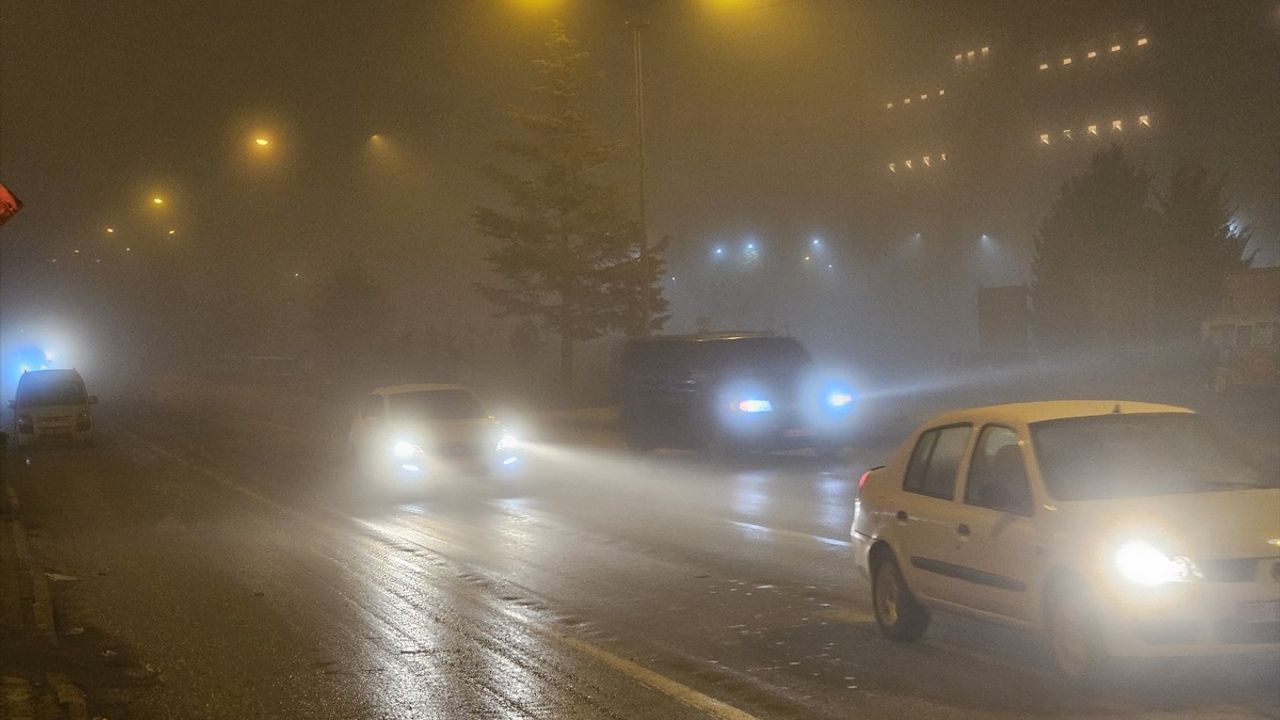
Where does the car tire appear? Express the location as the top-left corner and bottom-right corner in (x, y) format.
(1046, 585), (1107, 682)
(872, 555), (930, 642)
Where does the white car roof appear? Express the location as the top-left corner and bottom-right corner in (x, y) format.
(926, 400), (1193, 427)
(372, 383), (469, 396)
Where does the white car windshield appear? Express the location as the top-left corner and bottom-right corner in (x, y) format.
(18, 378), (87, 407)
(388, 390), (486, 421)
(1031, 413), (1276, 501)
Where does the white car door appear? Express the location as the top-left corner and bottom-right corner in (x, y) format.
(891, 424), (975, 606)
(947, 424), (1043, 622)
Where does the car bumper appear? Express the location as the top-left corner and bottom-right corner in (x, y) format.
(1100, 578), (1280, 658)
(723, 422), (850, 451)
(16, 426), (93, 445)
(850, 527), (874, 581)
(375, 451), (520, 485)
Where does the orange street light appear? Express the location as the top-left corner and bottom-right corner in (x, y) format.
(167, 229), (176, 235)
(151, 196), (165, 206)
(255, 137), (270, 147)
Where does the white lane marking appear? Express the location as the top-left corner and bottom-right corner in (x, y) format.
(558, 634), (762, 720)
(728, 520), (851, 549)
(116, 426), (764, 720)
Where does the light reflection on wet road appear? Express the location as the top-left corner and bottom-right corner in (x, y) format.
(11, 398), (1280, 719)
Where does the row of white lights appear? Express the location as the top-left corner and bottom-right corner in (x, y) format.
(886, 89), (946, 110)
(1038, 114), (1151, 145)
(953, 46), (991, 65)
(888, 153), (948, 174)
(1037, 36), (1148, 71)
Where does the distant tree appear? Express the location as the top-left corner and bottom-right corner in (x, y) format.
(1031, 145), (1161, 349)
(508, 318), (545, 376)
(473, 21), (666, 389)
(311, 261), (393, 383)
(1154, 162), (1253, 339)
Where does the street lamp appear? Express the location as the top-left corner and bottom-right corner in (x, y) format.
(627, 16), (653, 335)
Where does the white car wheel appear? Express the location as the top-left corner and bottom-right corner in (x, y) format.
(872, 555), (930, 642)
(1048, 587), (1106, 681)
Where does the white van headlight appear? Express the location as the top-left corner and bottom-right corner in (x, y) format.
(392, 440), (423, 459)
(1114, 541), (1200, 586)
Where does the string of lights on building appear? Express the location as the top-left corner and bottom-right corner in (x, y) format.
(953, 46), (991, 66)
(1036, 34), (1149, 71)
(888, 153), (948, 174)
(884, 25), (1160, 176)
(885, 88), (946, 110)
(1037, 113), (1151, 146)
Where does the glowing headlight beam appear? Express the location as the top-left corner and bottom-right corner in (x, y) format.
(827, 392), (854, 408)
(1114, 541), (1198, 586)
(736, 399), (773, 413)
(392, 440), (422, 459)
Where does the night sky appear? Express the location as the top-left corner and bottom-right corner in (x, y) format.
(2, 0), (1277, 371)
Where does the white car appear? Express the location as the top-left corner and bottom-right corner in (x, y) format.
(8, 368), (98, 446)
(851, 401), (1280, 679)
(347, 384), (518, 488)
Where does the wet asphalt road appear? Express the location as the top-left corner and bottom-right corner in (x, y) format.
(12, 394), (1280, 719)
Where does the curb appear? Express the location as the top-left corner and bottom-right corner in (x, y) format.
(47, 673), (87, 720)
(2, 448), (89, 720)
(5, 471), (56, 643)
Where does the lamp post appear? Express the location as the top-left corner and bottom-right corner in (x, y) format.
(627, 16), (652, 335)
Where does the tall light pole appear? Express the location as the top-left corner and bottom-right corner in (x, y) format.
(627, 16), (652, 335)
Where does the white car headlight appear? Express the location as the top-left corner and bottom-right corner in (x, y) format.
(392, 440), (422, 459)
(496, 433), (518, 451)
(1114, 541), (1199, 586)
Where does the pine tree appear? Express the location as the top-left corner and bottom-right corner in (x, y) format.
(474, 22), (666, 389)
(1155, 162), (1253, 339)
(1031, 145), (1160, 349)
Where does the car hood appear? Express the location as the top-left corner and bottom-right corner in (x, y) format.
(1055, 488), (1280, 561)
(20, 404), (87, 418)
(392, 418), (501, 447)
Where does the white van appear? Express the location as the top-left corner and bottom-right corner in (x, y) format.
(9, 368), (98, 446)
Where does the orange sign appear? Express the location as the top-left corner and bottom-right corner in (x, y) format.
(0, 182), (22, 227)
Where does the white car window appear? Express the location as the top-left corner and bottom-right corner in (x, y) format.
(964, 426), (1034, 516)
(904, 425), (971, 500)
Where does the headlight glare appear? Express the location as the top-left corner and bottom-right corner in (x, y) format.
(1114, 541), (1199, 586)
(736, 399), (773, 413)
(827, 391), (854, 408)
(392, 440), (422, 459)
(496, 433), (518, 451)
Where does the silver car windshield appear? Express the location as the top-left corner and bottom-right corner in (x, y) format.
(387, 390), (486, 421)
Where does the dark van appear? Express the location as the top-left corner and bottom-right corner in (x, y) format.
(617, 333), (855, 458)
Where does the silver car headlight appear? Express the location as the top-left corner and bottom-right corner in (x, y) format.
(1114, 541), (1200, 586)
